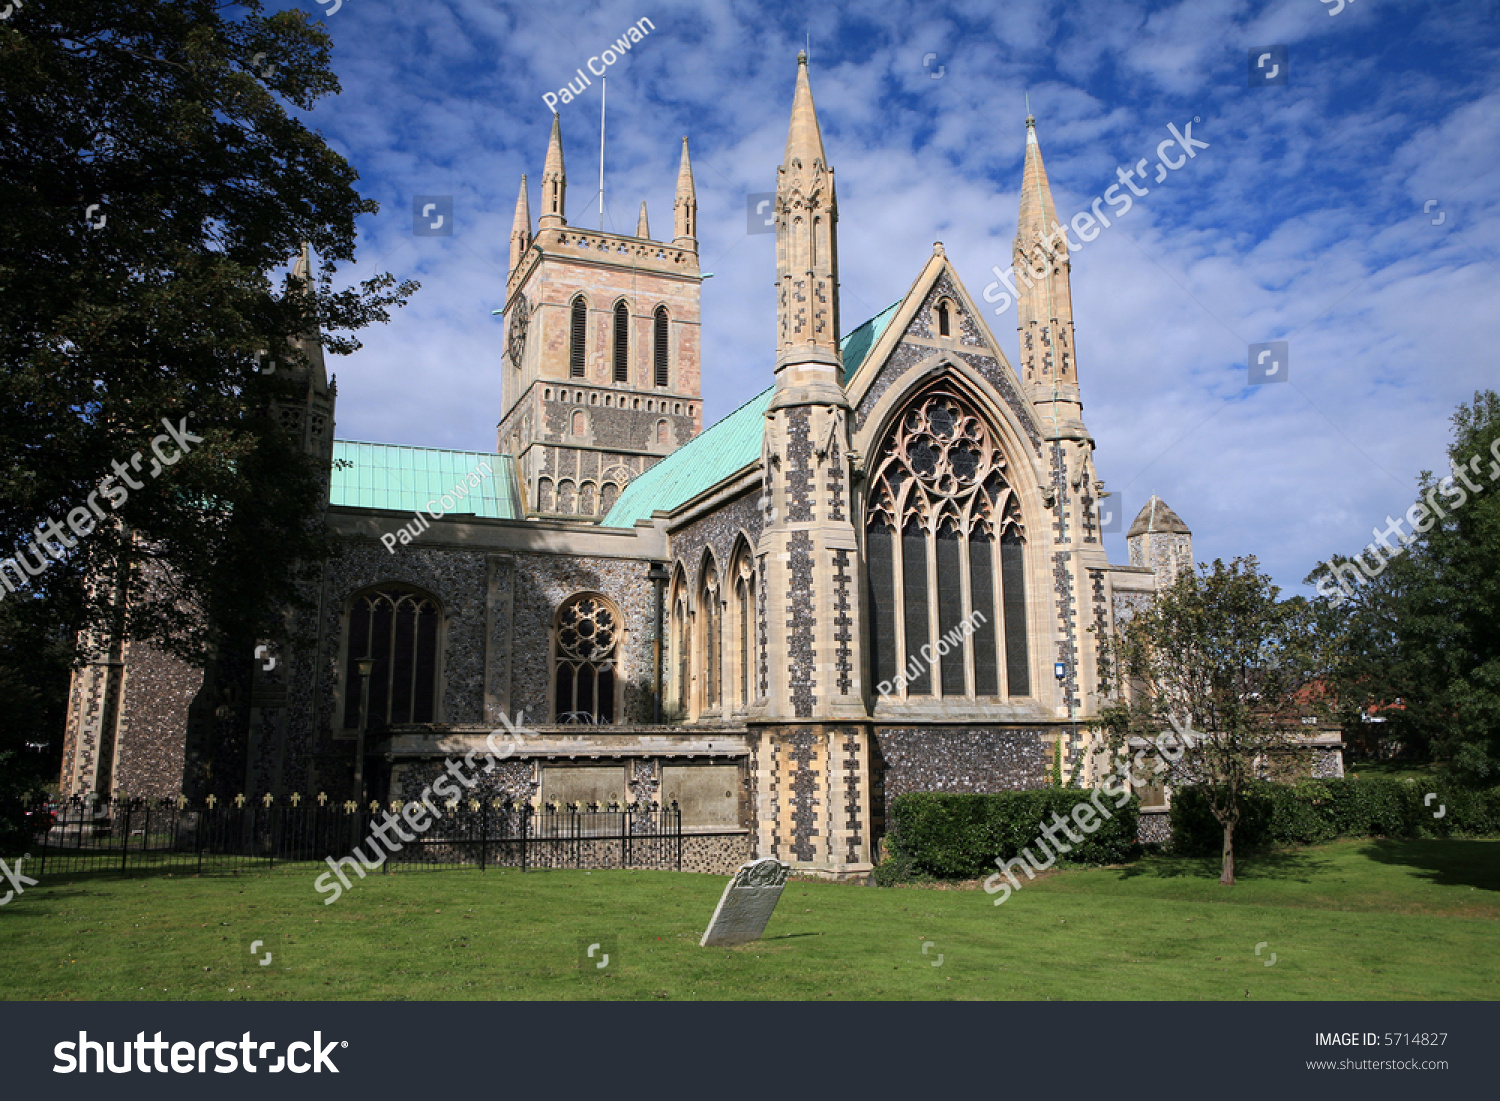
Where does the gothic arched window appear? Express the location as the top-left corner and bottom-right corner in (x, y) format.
(669, 567), (691, 719)
(554, 594), (619, 724)
(865, 387), (1030, 700)
(700, 557), (721, 711)
(653, 306), (670, 387)
(569, 296), (587, 378)
(342, 584), (442, 729)
(613, 301), (630, 382)
(731, 541), (756, 710)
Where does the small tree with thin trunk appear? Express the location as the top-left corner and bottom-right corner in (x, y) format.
(1095, 557), (1333, 884)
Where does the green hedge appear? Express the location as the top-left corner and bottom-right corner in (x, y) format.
(1168, 778), (1500, 856)
(876, 790), (1140, 883)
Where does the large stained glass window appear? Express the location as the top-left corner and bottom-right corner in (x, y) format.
(865, 387), (1030, 700)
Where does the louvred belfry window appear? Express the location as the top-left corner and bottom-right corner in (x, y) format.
(865, 387), (1030, 699)
(653, 306), (670, 387)
(613, 301), (630, 382)
(569, 296), (587, 378)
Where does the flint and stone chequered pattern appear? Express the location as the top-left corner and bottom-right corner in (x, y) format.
(756, 557), (768, 699)
(826, 434), (845, 522)
(787, 728), (820, 861)
(630, 758), (660, 803)
(832, 549), (852, 696)
(1053, 551), (1079, 713)
(60, 659), (114, 796)
(787, 531), (816, 718)
(755, 724), (867, 870)
(842, 730), (863, 865)
(1049, 442), (1081, 715)
(1138, 808), (1171, 844)
(873, 728), (1047, 810)
(1091, 570), (1109, 687)
(782, 406), (814, 523)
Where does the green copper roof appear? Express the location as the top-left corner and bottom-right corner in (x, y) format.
(331, 440), (520, 520)
(840, 299), (902, 383)
(601, 302), (901, 527)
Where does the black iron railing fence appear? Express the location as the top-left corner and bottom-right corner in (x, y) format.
(1, 794), (682, 876)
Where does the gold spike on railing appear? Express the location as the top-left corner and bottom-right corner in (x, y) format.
(206, 794), (218, 809)
(317, 791), (328, 806)
(262, 793), (274, 808)
(289, 792), (302, 807)
(234, 794), (246, 809)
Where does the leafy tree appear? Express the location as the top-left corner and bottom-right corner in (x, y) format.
(1308, 391), (1500, 785)
(0, 0), (416, 674)
(1095, 558), (1334, 884)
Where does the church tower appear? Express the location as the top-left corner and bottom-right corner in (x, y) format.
(1012, 114), (1108, 774)
(497, 114), (705, 521)
(750, 53), (872, 877)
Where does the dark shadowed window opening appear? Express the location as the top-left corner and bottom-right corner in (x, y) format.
(902, 518), (931, 696)
(653, 306), (670, 387)
(937, 520), (965, 696)
(969, 530), (999, 696)
(613, 301), (630, 382)
(1002, 529), (1030, 697)
(569, 296), (587, 378)
(343, 586), (441, 729)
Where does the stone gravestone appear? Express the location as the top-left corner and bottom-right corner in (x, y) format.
(700, 857), (792, 947)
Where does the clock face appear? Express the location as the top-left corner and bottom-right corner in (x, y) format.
(506, 295), (529, 367)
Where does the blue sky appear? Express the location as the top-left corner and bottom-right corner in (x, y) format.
(291, 0), (1500, 594)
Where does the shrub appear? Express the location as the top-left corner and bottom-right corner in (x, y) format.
(877, 790), (1140, 882)
(1168, 777), (1500, 856)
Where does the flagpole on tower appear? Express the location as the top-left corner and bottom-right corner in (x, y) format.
(598, 76), (606, 231)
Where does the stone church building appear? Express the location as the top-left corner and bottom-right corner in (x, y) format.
(58, 55), (1201, 877)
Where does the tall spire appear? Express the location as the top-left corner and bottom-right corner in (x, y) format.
(773, 50), (840, 379)
(783, 50), (828, 171)
(636, 200), (650, 240)
(510, 175), (532, 271)
(287, 242), (328, 394)
(292, 240), (313, 287)
(540, 113), (566, 229)
(672, 137), (697, 249)
(1012, 115), (1083, 437)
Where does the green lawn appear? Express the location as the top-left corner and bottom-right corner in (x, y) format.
(1, 839), (1495, 1000)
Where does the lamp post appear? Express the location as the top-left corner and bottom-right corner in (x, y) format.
(354, 657), (375, 806)
(647, 562), (670, 723)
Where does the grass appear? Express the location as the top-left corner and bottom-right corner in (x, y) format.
(0, 838), (1495, 1001)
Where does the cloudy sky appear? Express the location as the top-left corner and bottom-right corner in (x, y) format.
(293, 0), (1500, 595)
